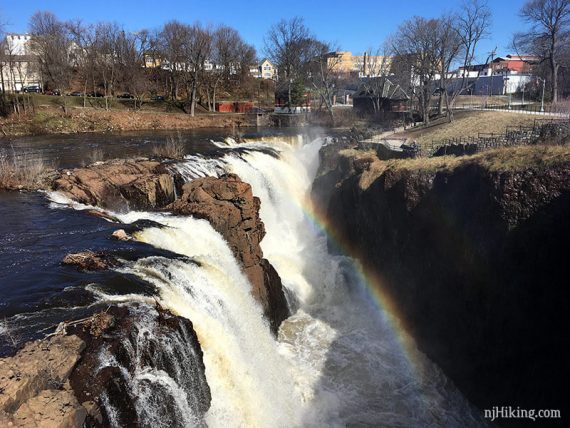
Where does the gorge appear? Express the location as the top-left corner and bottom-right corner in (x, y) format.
(1, 132), (567, 427)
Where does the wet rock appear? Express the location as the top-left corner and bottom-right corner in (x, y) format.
(111, 229), (131, 241)
(168, 174), (289, 333)
(62, 251), (120, 271)
(52, 159), (179, 212)
(68, 304), (211, 427)
(0, 305), (211, 427)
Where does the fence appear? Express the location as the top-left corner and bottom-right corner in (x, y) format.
(453, 102), (570, 118)
(417, 118), (570, 158)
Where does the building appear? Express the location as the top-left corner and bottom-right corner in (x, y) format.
(326, 51), (390, 77)
(449, 54), (538, 95)
(353, 77), (409, 115)
(250, 58), (276, 79)
(0, 34), (42, 92)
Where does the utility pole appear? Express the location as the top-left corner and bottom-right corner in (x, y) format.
(540, 77), (545, 112)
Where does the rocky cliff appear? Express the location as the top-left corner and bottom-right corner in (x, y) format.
(52, 160), (289, 333)
(314, 145), (570, 418)
(52, 159), (179, 211)
(168, 174), (289, 333)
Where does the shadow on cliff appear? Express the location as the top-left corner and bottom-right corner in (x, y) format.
(309, 159), (570, 427)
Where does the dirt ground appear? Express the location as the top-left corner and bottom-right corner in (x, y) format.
(0, 106), (261, 137)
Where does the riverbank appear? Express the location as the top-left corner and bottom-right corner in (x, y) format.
(0, 107), (265, 137)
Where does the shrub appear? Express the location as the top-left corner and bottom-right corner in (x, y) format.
(0, 149), (49, 190)
(151, 133), (186, 159)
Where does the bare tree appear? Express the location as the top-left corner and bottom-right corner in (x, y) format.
(206, 25), (254, 111)
(265, 17), (313, 108)
(114, 29), (148, 109)
(158, 21), (188, 101)
(447, 0), (492, 119)
(435, 15), (463, 117)
(513, 0), (569, 103)
(67, 20), (96, 108)
(93, 22), (122, 110)
(28, 11), (73, 112)
(306, 40), (341, 124)
(183, 23), (212, 116)
(391, 17), (442, 124)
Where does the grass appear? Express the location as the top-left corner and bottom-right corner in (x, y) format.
(394, 111), (555, 147)
(356, 145), (570, 190)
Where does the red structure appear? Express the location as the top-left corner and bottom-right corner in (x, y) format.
(215, 101), (255, 113)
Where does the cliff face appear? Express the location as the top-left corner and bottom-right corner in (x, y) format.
(168, 174), (290, 333)
(316, 146), (570, 415)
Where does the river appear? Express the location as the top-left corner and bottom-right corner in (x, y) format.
(0, 130), (487, 427)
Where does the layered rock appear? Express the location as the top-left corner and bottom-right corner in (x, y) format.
(52, 159), (179, 212)
(69, 305), (211, 427)
(315, 145), (570, 418)
(168, 174), (289, 333)
(0, 335), (87, 427)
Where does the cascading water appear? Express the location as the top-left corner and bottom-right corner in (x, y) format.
(49, 135), (487, 427)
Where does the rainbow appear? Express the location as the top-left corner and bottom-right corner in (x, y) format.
(299, 193), (426, 374)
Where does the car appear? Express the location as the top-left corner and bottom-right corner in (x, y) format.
(69, 91), (83, 97)
(87, 91), (104, 97)
(45, 89), (61, 96)
(151, 95), (165, 101)
(117, 93), (134, 99)
(23, 85), (41, 93)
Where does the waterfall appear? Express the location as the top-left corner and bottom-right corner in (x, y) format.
(50, 136), (487, 427)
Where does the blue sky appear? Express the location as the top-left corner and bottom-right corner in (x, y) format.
(1, 0), (529, 60)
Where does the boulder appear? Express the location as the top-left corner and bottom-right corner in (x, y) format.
(111, 229), (131, 241)
(62, 251), (120, 271)
(52, 159), (179, 212)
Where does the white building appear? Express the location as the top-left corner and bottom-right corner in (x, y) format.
(250, 59), (276, 80)
(1, 34), (42, 92)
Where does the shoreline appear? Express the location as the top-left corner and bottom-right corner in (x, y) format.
(0, 107), (269, 138)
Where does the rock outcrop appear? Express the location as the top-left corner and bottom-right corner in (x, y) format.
(52, 159), (179, 212)
(68, 304), (211, 427)
(62, 251), (121, 271)
(0, 305), (211, 428)
(168, 174), (290, 333)
(315, 145), (570, 419)
(0, 335), (87, 427)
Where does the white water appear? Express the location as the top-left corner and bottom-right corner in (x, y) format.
(49, 136), (487, 427)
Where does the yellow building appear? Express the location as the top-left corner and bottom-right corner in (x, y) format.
(326, 51), (390, 77)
